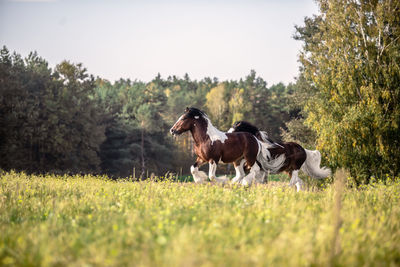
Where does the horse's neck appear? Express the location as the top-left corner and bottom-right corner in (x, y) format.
(205, 118), (228, 144)
(190, 122), (209, 145)
(190, 117), (227, 145)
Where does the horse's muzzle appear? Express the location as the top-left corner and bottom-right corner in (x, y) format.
(170, 128), (178, 136)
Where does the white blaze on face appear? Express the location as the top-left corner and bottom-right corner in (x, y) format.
(204, 117), (228, 144)
(227, 128), (234, 133)
(171, 114), (185, 130)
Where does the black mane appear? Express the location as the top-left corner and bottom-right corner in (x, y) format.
(232, 121), (259, 135)
(186, 107), (207, 118)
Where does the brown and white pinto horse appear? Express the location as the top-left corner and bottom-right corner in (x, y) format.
(170, 108), (286, 185)
(228, 121), (331, 191)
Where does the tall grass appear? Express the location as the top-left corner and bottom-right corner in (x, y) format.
(329, 169), (345, 266)
(1, 171), (399, 266)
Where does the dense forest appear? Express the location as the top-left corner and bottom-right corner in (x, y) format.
(0, 46), (303, 178)
(1, 0), (399, 183)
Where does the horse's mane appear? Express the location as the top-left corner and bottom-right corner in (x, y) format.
(233, 120), (283, 148)
(187, 107), (207, 118)
(233, 121), (260, 135)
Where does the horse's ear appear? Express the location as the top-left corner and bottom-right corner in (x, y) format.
(185, 107), (189, 112)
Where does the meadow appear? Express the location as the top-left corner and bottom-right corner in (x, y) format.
(1, 171), (399, 266)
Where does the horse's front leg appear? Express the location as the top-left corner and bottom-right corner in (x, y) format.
(208, 160), (217, 181)
(232, 159), (245, 183)
(190, 158), (208, 183)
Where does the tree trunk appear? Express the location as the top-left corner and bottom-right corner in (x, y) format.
(140, 122), (145, 179)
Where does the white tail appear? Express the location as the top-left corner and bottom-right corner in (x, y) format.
(256, 141), (286, 174)
(301, 149), (331, 179)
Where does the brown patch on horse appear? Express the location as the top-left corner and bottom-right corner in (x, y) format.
(268, 142), (306, 173)
(231, 120), (306, 173)
(170, 107), (259, 169)
(188, 112), (258, 166)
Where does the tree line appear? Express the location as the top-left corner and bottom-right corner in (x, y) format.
(1, 0), (399, 183)
(0, 47), (302, 178)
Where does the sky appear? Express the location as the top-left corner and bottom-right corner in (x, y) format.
(0, 0), (319, 85)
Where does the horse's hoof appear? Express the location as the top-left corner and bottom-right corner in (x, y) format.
(241, 180), (250, 186)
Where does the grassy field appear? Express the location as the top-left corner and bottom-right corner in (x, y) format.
(1, 171), (399, 266)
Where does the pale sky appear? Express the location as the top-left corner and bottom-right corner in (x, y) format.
(0, 0), (318, 85)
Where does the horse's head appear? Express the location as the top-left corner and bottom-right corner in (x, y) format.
(227, 121), (243, 133)
(170, 107), (206, 136)
(228, 121), (259, 135)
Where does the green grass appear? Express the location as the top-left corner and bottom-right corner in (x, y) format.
(175, 173), (287, 183)
(1, 171), (399, 266)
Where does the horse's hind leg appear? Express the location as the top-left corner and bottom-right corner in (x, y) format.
(241, 163), (260, 186)
(288, 171), (294, 186)
(254, 170), (267, 184)
(290, 170), (303, 192)
(232, 159), (245, 183)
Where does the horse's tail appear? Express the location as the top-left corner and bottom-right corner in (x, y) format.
(256, 141), (286, 173)
(301, 149), (331, 179)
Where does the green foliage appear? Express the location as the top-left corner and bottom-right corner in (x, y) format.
(0, 48), (105, 173)
(295, 0), (400, 182)
(206, 83), (229, 129)
(0, 46), (303, 177)
(94, 79), (174, 177)
(54, 61), (106, 172)
(1, 172), (399, 266)
(281, 118), (317, 149)
(229, 87), (251, 124)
